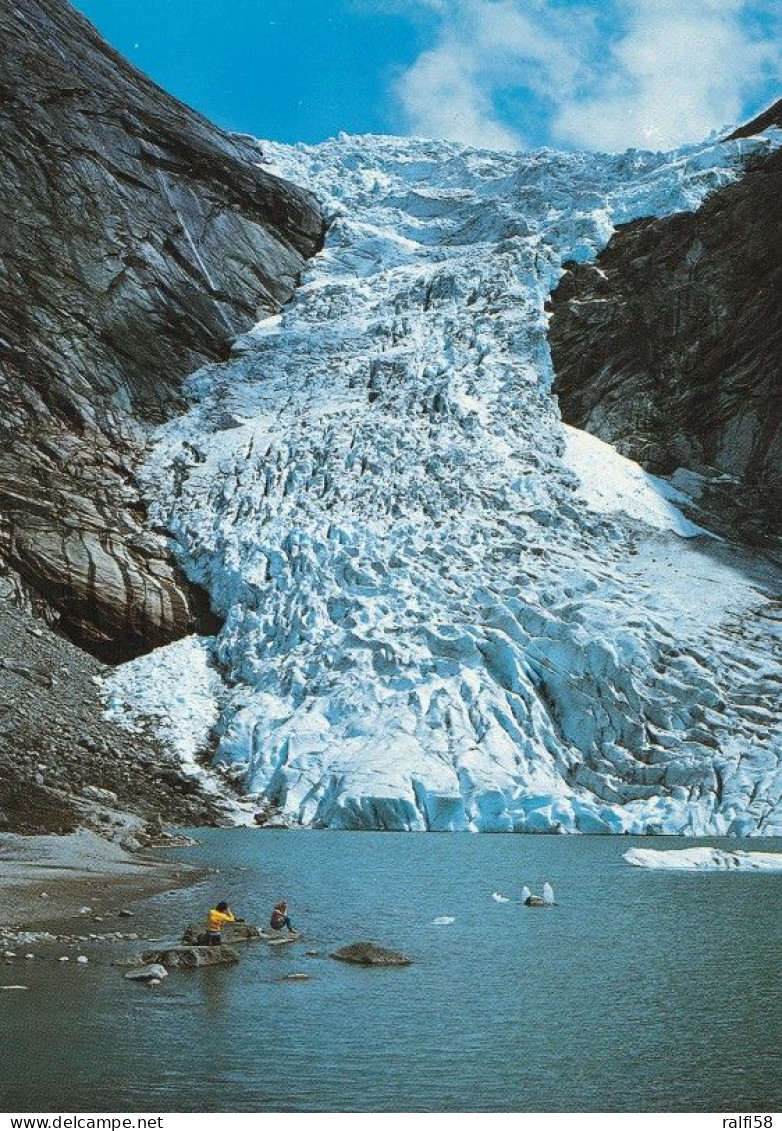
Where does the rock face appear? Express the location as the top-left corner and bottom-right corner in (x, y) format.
(0, 600), (224, 834)
(331, 942), (412, 967)
(549, 135), (781, 540)
(0, 0), (324, 661)
(725, 97), (782, 140)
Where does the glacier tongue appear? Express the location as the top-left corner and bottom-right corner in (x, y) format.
(105, 132), (782, 835)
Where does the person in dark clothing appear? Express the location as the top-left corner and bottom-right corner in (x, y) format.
(270, 900), (297, 933)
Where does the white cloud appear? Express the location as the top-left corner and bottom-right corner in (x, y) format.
(390, 0), (782, 151)
(392, 0), (597, 149)
(395, 40), (524, 149)
(555, 0), (782, 149)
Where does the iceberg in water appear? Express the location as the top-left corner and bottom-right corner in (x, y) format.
(624, 847), (782, 871)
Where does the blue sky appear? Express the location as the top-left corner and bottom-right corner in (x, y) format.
(74, 0), (782, 151)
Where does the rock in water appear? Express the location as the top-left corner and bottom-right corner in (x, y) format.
(180, 923), (264, 946)
(124, 964), (168, 982)
(0, 0), (323, 661)
(180, 927), (208, 947)
(139, 946), (239, 969)
(331, 943), (412, 967)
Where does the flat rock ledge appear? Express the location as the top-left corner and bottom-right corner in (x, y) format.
(118, 945), (239, 971)
(331, 942), (412, 967)
(180, 922), (298, 946)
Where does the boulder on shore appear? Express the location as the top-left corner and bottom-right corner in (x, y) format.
(331, 942), (412, 967)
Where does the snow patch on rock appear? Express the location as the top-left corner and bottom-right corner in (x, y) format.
(561, 426), (707, 537)
(105, 636), (220, 765)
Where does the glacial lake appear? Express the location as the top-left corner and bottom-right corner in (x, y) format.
(4, 831), (781, 1113)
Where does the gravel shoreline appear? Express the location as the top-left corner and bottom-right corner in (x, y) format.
(0, 829), (204, 934)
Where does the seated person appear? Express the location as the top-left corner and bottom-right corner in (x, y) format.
(270, 900), (297, 934)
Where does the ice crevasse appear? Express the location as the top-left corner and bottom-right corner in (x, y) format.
(105, 130), (782, 836)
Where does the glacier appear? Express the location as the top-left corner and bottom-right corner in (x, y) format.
(105, 130), (782, 836)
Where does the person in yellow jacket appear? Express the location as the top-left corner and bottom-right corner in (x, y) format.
(206, 900), (236, 945)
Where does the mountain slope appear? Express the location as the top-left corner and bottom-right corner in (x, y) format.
(549, 128), (781, 543)
(0, 0), (323, 661)
(726, 97), (782, 140)
(106, 132), (782, 836)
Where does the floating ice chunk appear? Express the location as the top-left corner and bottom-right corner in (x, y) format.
(521, 883), (556, 905)
(623, 847), (782, 871)
(432, 916), (456, 925)
(491, 892), (509, 903)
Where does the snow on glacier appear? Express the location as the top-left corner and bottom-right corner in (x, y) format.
(106, 130), (782, 835)
(561, 426), (707, 538)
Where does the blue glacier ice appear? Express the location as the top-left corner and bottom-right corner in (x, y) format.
(104, 130), (782, 836)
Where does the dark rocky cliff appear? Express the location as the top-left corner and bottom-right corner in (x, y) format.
(549, 105), (781, 541)
(725, 97), (782, 139)
(0, 0), (324, 661)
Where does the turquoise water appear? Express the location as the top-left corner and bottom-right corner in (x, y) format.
(3, 831), (781, 1112)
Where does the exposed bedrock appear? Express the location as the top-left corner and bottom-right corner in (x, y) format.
(549, 131), (782, 542)
(725, 97), (782, 140)
(0, 0), (324, 660)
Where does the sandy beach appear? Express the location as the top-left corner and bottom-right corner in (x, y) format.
(0, 828), (203, 933)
